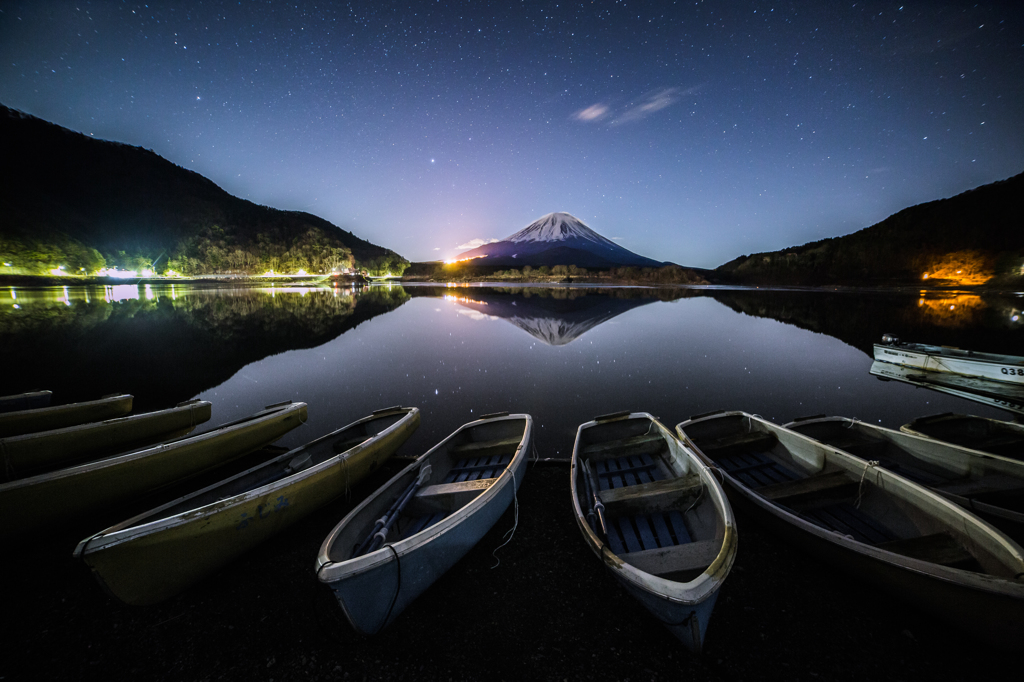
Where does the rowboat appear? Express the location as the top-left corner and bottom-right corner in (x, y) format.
(0, 401), (307, 541)
(0, 393), (133, 438)
(0, 390), (52, 413)
(676, 411), (1024, 648)
(74, 406), (419, 605)
(870, 360), (1024, 416)
(570, 411), (736, 653)
(1, 399), (213, 481)
(317, 412), (532, 634)
(901, 413), (1024, 461)
(785, 415), (1024, 543)
(874, 333), (1024, 386)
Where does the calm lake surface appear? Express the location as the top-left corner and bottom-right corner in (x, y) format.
(3, 281), (1021, 459)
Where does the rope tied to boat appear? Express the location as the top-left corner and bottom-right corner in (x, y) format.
(376, 544), (402, 634)
(855, 460), (881, 509)
(490, 469), (519, 569)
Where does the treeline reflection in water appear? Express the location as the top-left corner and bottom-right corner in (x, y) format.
(2, 282), (1021, 456)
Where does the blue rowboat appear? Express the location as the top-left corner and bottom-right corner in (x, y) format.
(676, 410), (1024, 650)
(316, 412), (533, 634)
(570, 411), (736, 653)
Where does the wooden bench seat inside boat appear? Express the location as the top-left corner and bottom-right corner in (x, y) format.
(697, 431), (777, 457)
(450, 436), (522, 458)
(876, 532), (976, 568)
(444, 453), (513, 483)
(593, 453), (666, 490)
(605, 507), (693, 556)
(716, 450), (799, 488)
(620, 539), (721, 577)
(598, 475), (703, 515)
(580, 433), (666, 461)
(800, 502), (897, 545)
(407, 478), (496, 514)
(758, 470), (858, 504)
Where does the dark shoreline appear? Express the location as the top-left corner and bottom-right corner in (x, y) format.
(3, 459), (1012, 682)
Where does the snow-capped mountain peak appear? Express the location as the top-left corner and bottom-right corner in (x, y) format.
(507, 212), (616, 246)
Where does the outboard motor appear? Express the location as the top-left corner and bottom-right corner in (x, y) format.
(880, 333), (900, 345)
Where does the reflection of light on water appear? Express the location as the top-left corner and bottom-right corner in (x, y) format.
(916, 293), (986, 328)
(144, 284), (155, 300)
(105, 285), (140, 303)
(457, 308), (499, 321)
(61, 286), (71, 306)
(171, 285), (177, 300)
(444, 295), (488, 306)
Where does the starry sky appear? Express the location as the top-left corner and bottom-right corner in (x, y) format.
(1, 1), (1021, 268)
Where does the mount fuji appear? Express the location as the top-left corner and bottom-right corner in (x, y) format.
(454, 212), (663, 268)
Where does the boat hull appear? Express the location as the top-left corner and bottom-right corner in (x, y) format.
(869, 360), (1024, 416)
(874, 343), (1024, 386)
(0, 400), (213, 481)
(0, 394), (133, 438)
(74, 408), (419, 605)
(0, 401), (307, 540)
(317, 414), (532, 634)
(677, 412), (1024, 649)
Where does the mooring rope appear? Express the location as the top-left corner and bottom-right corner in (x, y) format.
(490, 469), (519, 569)
(377, 544), (402, 634)
(855, 460), (881, 509)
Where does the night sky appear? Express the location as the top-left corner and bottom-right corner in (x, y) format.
(1, 1), (1021, 268)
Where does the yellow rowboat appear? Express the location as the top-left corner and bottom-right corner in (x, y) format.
(0, 401), (307, 541)
(74, 406), (418, 605)
(1, 399), (213, 481)
(0, 393), (133, 438)
(0, 390), (52, 413)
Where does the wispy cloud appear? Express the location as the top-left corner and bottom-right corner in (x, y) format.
(612, 87), (685, 125)
(433, 247), (441, 251)
(572, 103), (610, 122)
(457, 237), (501, 250)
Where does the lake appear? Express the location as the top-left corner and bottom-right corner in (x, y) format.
(3, 281), (1022, 460)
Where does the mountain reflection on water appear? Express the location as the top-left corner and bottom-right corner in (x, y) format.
(2, 282), (1021, 458)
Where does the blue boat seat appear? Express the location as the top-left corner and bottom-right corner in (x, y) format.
(397, 511), (447, 540)
(605, 509), (693, 555)
(444, 453), (512, 483)
(594, 453), (665, 491)
(717, 451), (799, 488)
(799, 502), (896, 545)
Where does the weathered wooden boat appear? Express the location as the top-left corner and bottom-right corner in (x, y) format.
(317, 412), (532, 634)
(570, 411), (736, 653)
(676, 410), (1024, 648)
(874, 333), (1024, 386)
(0, 390), (52, 413)
(0, 401), (307, 541)
(785, 415), (1024, 544)
(73, 406), (419, 605)
(1, 399), (213, 481)
(901, 413), (1024, 461)
(0, 393), (133, 438)
(869, 360), (1024, 416)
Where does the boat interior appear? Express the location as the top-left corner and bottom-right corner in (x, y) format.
(682, 413), (1012, 576)
(331, 416), (528, 562)
(908, 415), (1024, 460)
(120, 410), (411, 529)
(575, 416), (722, 584)
(789, 419), (1024, 517)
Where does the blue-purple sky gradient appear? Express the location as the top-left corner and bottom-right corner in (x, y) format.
(1, 1), (1021, 268)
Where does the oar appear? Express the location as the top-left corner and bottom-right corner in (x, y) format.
(581, 459), (598, 532)
(584, 459), (608, 538)
(355, 464), (432, 556)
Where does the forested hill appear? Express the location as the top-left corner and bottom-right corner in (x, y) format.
(715, 172), (1024, 288)
(0, 104), (407, 276)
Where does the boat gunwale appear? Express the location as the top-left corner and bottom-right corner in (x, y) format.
(676, 411), (1024, 596)
(315, 413), (533, 584)
(900, 413), (1024, 445)
(73, 406), (419, 556)
(569, 412), (737, 607)
(0, 393), (132, 422)
(0, 401), (308, 493)
(873, 342), (1024, 367)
